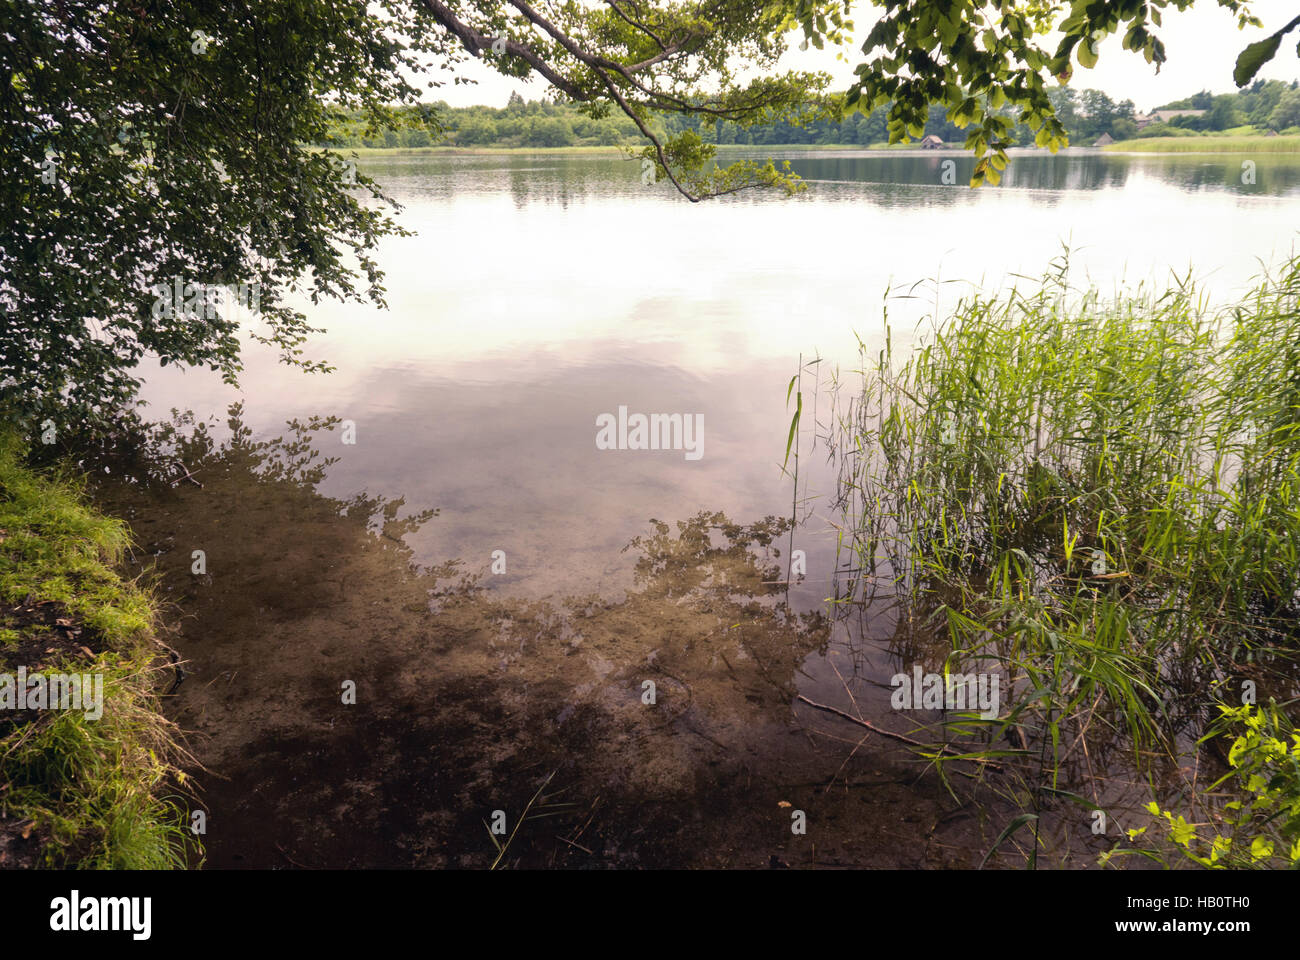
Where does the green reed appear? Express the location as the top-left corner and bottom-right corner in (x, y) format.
(824, 249), (1300, 863)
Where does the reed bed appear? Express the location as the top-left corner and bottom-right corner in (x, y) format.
(823, 250), (1300, 865)
(1105, 134), (1300, 154)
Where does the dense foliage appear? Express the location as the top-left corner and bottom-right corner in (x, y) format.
(2, 0), (446, 426)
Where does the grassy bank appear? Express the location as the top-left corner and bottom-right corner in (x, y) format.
(1105, 134), (1300, 153)
(828, 252), (1300, 866)
(0, 431), (196, 868)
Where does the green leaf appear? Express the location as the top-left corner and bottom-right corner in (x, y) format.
(1250, 836), (1274, 860)
(783, 390), (802, 470)
(1168, 815), (1196, 846)
(979, 813), (1038, 869)
(1233, 35), (1282, 88)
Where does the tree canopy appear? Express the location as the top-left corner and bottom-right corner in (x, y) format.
(3, 0), (445, 423)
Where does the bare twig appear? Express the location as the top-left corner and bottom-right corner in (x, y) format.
(794, 694), (1002, 769)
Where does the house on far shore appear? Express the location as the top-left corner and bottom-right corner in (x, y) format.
(1135, 108), (1206, 130)
(1093, 132), (1115, 146)
(920, 134), (944, 149)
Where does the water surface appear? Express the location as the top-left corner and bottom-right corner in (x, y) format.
(104, 147), (1300, 867)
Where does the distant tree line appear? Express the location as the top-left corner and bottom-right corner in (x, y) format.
(317, 80), (1300, 151)
(1149, 79), (1300, 133)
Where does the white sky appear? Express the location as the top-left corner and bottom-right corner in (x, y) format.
(425, 0), (1300, 111)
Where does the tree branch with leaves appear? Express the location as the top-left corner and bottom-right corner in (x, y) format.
(408, 0), (854, 200)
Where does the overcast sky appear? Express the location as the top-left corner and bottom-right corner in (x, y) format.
(426, 0), (1300, 111)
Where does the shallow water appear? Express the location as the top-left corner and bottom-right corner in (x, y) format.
(98, 147), (1300, 867)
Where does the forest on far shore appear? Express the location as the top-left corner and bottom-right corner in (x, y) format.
(319, 79), (1300, 150)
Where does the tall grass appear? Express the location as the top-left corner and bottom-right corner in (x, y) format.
(825, 250), (1300, 863)
(1105, 134), (1300, 153)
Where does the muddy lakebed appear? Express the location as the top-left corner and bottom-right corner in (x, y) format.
(94, 411), (1020, 868)
(89, 149), (1300, 868)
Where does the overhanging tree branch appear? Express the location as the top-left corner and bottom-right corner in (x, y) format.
(411, 0), (820, 200)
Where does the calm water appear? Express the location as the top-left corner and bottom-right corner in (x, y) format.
(110, 148), (1300, 867)
(137, 148), (1300, 599)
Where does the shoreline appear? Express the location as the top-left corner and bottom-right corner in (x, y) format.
(323, 136), (1300, 159)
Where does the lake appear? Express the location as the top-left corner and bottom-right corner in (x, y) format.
(97, 147), (1300, 868)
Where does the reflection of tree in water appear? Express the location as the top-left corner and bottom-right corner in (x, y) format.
(623, 511), (790, 599)
(89, 402), (449, 573)
(609, 511), (830, 707)
(793, 154), (1135, 201)
(84, 404), (839, 867)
